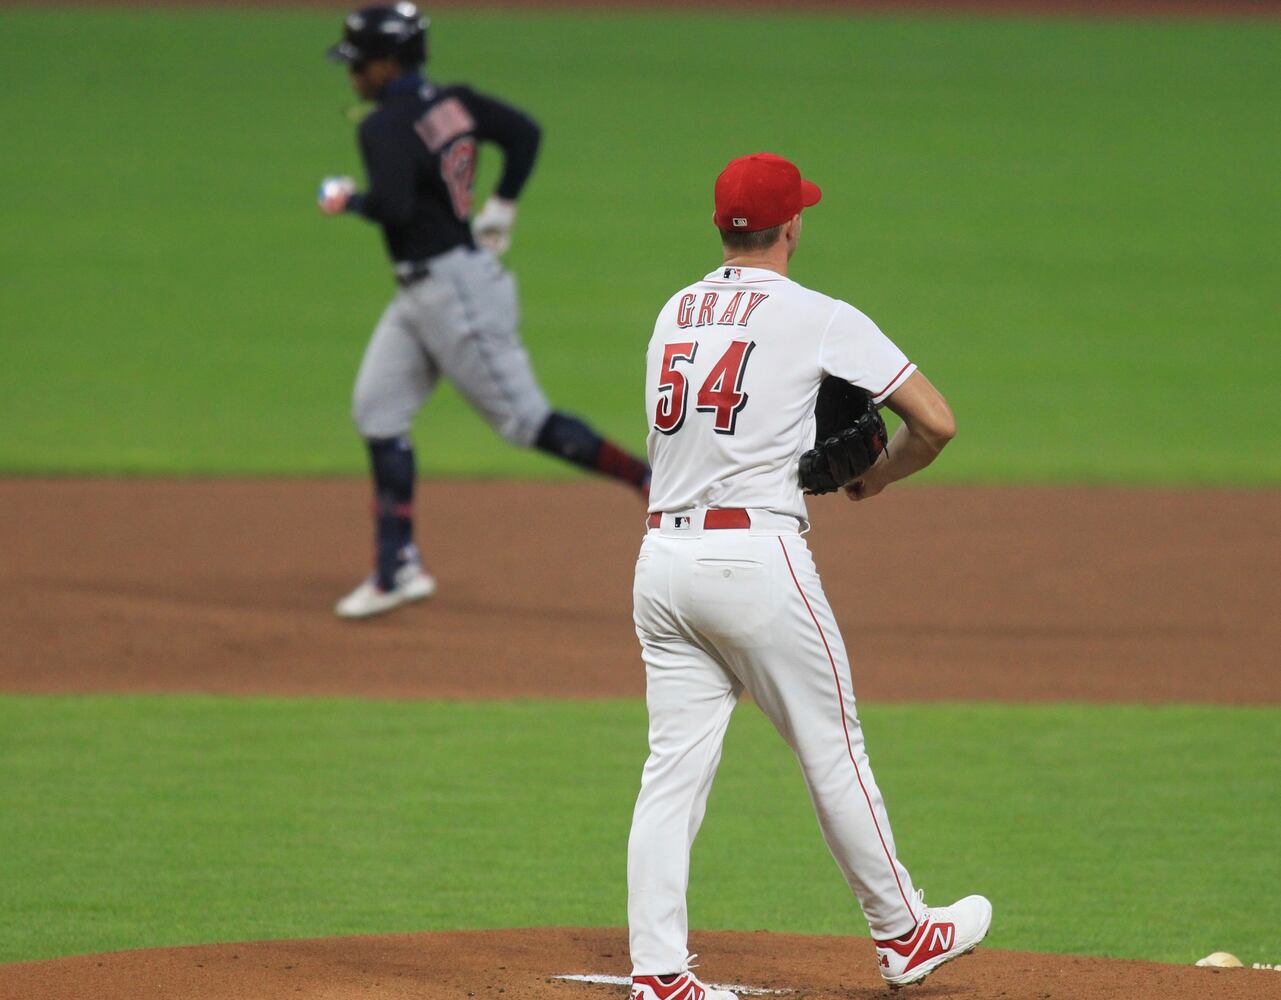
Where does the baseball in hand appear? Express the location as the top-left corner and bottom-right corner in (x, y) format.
(318, 176), (356, 215)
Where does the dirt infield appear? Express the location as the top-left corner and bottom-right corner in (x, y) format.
(2, 479), (1277, 704)
(4, 927), (1279, 1000)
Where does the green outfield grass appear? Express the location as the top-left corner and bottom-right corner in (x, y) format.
(0, 9), (1277, 482)
(1, 695), (1277, 964)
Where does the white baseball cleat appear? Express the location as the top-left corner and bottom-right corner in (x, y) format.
(334, 561), (436, 619)
(874, 892), (992, 989)
(630, 970), (738, 1000)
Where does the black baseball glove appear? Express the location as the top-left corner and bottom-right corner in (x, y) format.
(798, 377), (888, 495)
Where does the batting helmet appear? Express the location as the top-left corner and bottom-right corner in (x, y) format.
(327, 3), (430, 69)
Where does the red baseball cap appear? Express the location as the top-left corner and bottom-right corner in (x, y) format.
(713, 152), (822, 233)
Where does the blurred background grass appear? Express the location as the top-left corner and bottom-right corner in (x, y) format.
(0, 8), (1276, 481)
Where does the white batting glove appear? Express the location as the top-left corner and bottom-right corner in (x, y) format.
(471, 196), (517, 255)
(317, 176), (356, 215)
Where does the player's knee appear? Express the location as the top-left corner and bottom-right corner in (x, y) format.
(351, 389), (407, 440)
(351, 385), (376, 433)
(490, 406), (550, 448)
(493, 415), (527, 447)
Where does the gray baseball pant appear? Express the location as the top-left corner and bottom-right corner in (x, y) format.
(352, 246), (552, 444)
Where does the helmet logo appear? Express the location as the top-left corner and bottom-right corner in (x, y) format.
(332, 3), (428, 67)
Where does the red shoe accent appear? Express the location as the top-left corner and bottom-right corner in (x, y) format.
(632, 973), (705, 1000)
(876, 917), (958, 973)
(876, 922), (925, 957)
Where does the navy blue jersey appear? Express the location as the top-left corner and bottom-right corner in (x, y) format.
(347, 74), (540, 264)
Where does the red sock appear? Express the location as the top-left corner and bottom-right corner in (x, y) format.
(595, 440), (650, 490)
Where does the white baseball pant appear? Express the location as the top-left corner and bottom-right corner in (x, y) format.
(628, 509), (922, 975)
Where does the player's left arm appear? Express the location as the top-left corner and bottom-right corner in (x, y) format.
(844, 371), (955, 501)
(816, 301), (953, 500)
(459, 87), (542, 254)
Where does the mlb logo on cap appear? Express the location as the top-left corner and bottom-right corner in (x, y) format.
(713, 152), (822, 233)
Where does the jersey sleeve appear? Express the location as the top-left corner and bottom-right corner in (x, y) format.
(818, 301), (916, 404)
(456, 86), (541, 200)
(349, 114), (417, 227)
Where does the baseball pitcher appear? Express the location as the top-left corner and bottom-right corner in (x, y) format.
(627, 153), (991, 1000)
(319, 4), (650, 619)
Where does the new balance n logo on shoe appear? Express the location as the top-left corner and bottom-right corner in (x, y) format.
(876, 915), (961, 974)
(928, 925), (955, 953)
(901, 919), (958, 970)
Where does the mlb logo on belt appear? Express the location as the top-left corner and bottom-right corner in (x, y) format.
(674, 516), (692, 529)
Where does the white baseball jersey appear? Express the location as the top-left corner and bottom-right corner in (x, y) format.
(644, 265), (915, 521)
(628, 263), (927, 976)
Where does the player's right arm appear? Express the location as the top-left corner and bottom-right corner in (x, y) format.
(844, 371), (955, 501)
(344, 115), (418, 227)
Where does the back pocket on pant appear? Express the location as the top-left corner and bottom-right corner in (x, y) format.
(687, 558), (773, 645)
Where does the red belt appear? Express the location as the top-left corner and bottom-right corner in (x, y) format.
(646, 508), (751, 530)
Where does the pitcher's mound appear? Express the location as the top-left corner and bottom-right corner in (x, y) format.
(1, 927), (1274, 1000)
